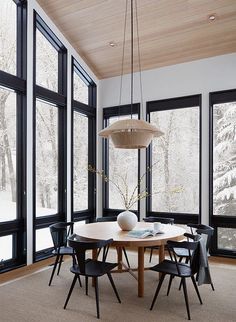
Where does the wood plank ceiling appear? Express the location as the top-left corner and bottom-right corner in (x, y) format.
(37, 0), (236, 79)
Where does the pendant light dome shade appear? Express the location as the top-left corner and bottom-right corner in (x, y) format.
(99, 0), (163, 149)
(99, 119), (163, 149)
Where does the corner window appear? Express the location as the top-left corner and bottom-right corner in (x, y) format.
(210, 89), (236, 256)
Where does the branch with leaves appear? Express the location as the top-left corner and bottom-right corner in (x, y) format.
(88, 161), (183, 210)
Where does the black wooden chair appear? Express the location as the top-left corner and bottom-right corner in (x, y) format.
(174, 223), (215, 291)
(48, 222), (81, 287)
(149, 233), (202, 320)
(64, 234), (121, 319)
(143, 216), (175, 262)
(96, 216), (130, 267)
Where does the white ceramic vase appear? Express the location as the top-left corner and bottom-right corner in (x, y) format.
(117, 210), (137, 231)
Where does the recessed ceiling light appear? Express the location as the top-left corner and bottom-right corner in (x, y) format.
(208, 14), (216, 21)
(109, 41), (117, 47)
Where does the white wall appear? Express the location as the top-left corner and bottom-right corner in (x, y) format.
(26, 0), (98, 265)
(98, 53), (236, 223)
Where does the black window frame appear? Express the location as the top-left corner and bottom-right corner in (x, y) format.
(102, 104), (141, 219)
(209, 88), (236, 258)
(71, 57), (96, 223)
(146, 95), (202, 224)
(33, 12), (67, 261)
(0, 0), (27, 272)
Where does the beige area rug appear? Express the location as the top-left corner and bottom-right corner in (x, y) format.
(0, 251), (235, 322)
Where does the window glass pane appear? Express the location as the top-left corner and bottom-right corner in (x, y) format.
(218, 228), (236, 251)
(73, 112), (88, 211)
(0, 87), (16, 222)
(73, 71), (88, 104)
(36, 29), (58, 92)
(150, 107), (199, 213)
(36, 228), (53, 252)
(0, 0), (16, 75)
(0, 235), (13, 261)
(36, 100), (58, 217)
(213, 102), (236, 216)
(108, 115), (138, 210)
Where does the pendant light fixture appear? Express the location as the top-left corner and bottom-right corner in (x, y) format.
(99, 0), (163, 149)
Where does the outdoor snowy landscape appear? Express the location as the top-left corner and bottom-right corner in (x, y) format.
(0, 0), (236, 264)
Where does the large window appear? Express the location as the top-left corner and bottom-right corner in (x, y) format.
(0, 0), (26, 271)
(33, 14), (67, 260)
(103, 104), (139, 216)
(72, 59), (96, 222)
(35, 100), (58, 217)
(147, 95), (201, 223)
(210, 89), (236, 257)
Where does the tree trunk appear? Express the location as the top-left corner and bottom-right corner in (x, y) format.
(0, 149), (6, 190)
(163, 111), (174, 212)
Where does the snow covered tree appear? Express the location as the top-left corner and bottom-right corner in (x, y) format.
(213, 102), (236, 216)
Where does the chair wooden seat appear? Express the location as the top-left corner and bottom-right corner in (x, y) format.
(70, 260), (117, 277)
(150, 259), (192, 277)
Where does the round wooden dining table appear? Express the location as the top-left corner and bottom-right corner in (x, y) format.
(75, 221), (185, 297)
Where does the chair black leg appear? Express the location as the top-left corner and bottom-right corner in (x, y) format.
(122, 247), (130, 268)
(57, 255), (63, 275)
(182, 278), (191, 320)
(149, 248), (153, 263)
(64, 275), (77, 309)
(48, 254), (60, 286)
(167, 275), (173, 296)
(85, 276), (88, 295)
(191, 276), (202, 305)
(179, 278), (183, 290)
(77, 275), (82, 287)
(211, 281), (215, 291)
(150, 273), (166, 310)
(94, 278), (100, 319)
(208, 267), (215, 291)
(107, 272), (121, 303)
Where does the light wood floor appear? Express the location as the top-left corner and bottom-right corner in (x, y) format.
(0, 252), (235, 285)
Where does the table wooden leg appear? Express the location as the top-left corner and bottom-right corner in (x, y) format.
(138, 246), (144, 297)
(92, 249), (98, 287)
(159, 244), (165, 279)
(159, 244), (165, 263)
(116, 246), (123, 272)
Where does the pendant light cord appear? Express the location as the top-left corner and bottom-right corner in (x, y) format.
(135, 0), (144, 120)
(118, 0), (128, 116)
(130, 0), (134, 119)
